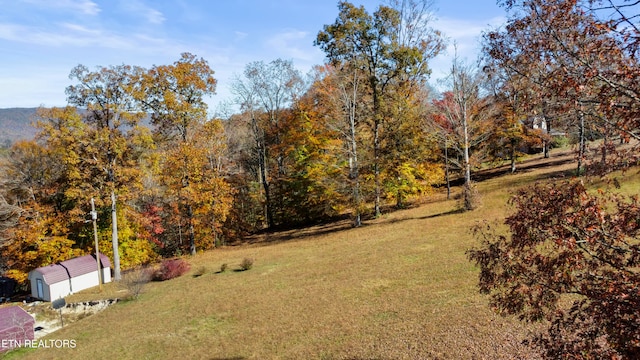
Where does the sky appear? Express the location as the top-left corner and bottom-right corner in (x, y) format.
(0, 0), (507, 113)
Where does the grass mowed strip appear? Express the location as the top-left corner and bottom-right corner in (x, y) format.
(13, 151), (634, 359)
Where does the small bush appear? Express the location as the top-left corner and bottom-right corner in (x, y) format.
(551, 135), (570, 149)
(193, 266), (206, 278)
(152, 258), (191, 281)
(220, 263), (228, 273)
(122, 267), (151, 299)
(239, 258), (254, 271)
(461, 182), (481, 211)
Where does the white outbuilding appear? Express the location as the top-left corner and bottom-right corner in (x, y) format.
(28, 254), (111, 301)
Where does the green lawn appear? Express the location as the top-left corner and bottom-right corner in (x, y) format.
(6, 150), (637, 360)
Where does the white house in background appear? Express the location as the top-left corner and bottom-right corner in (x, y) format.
(28, 254), (111, 301)
(523, 115), (567, 137)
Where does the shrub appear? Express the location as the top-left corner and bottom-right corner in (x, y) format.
(461, 182), (481, 211)
(193, 266), (206, 278)
(551, 135), (569, 149)
(239, 258), (254, 271)
(152, 258), (191, 281)
(219, 263), (228, 273)
(122, 267), (151, 299)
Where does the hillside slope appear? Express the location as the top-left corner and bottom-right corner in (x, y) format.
(0, 108), (38, 147)
(9, 151), (638, 360)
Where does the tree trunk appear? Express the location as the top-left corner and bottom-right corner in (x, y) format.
(510, 140), (517, 173)
(577, 110), (585, 176)
(350, 133), (361, 227)
(348, 70), (361, 227)
(396, 189), (404, 209)
(544, 117), (551, 159)
(462, 110), (471, 187)
(187, 203), (196, 256)
(258, 143), (273, 229)
(372, 86), (382, 218)
(444, 141), (451, 200)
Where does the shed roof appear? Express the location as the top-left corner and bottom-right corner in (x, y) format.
(60, 253), (110, 278)
(0, 306), (34, 330)
(31, 254), (110, 285)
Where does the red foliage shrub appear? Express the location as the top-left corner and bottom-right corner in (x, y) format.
(152, 258), (191, 281)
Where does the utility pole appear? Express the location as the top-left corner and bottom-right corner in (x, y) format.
(91, 198), (103, 291)
(111, 191), (121, 281)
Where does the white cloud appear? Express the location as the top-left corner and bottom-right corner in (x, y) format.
(145, 9), (165, 25)
(428, 15), (506, 86)
(0, 70), (69, 108)
(0, 21), (127, 48)
(265, 29), (319, 62)
(234, 31), (248, 41)
(60, 22), (101, 35)
(0, 19), (179, 53)
(21, 0), (101, 15)
(120, 0), (166, 25)
(0, 23), (23, 42)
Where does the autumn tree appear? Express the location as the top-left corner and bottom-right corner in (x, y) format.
(0, 196), (22, 273)
(485, 0), (640, 170)
(469, 180), (640, 358)
(157, 119), (232, 252)
(285, 70), (350, 224)
(0, 138), (84, 283)
(220, 112), (265, 236)
(231, 59), (306, 228)
(470, 2), (640, 357)
(382, 83), (442, 208)
(0, 197), (20, 242)
(484, 98), (545, 173)
(137, 53), (230, 255)
(66, 64), (153, 280)
(316, 0), (444, 217)
(482, 55), (551, 172)
(0, 107), (88, 282)
(308, 64), (367, 226)
(431, 58), (493, 210)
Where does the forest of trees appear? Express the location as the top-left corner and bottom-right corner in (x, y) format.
(0, 0), (639, 356)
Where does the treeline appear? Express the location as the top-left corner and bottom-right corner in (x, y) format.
(1, 0), (636, 288)
(0, 1), (457, 283)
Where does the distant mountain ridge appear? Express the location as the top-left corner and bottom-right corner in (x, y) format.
(0, 107), (39, 147)
(0, 108), (156, 149)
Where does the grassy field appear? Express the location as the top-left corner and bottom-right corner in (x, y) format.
(5, 150), (638, 359)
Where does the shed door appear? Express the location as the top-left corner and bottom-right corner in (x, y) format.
(36, 278), (43, 299)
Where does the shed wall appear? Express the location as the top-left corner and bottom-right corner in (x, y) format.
(48, 281), (71, 302)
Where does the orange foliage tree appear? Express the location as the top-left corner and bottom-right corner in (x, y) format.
(138, 53), (232, 255)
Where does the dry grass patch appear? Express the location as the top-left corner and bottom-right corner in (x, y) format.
(18, 150), (635, 360)
(15, 197), (539, 359)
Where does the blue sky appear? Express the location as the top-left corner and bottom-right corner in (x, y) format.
(0, 0), (506, 112)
